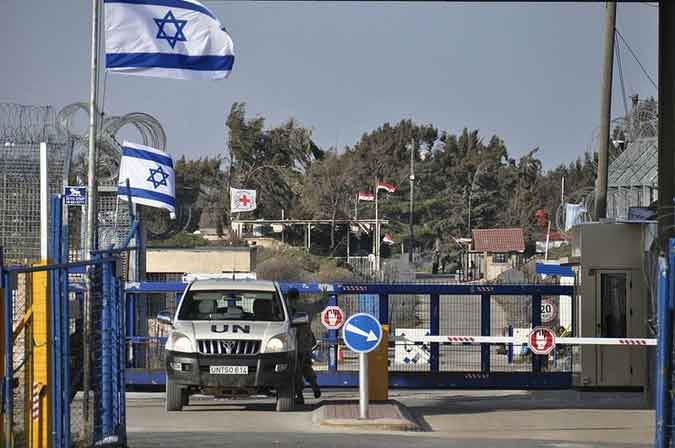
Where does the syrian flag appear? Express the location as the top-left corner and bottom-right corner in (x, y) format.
(376, 181), (396, 193)
(382, 234), (395, 245)
(358, 191), (375, 202)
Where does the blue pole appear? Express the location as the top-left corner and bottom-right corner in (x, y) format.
(481, 294), (491, 373)
(328, 294), (338, 374)
(101, 258), (113, 438)
(126, 293), (136, 368)
(430, 294), (440, 372)
(118, 276), (127, 443)
(507, 325), (513, 364)
(2, 271), (13, 448)
(62, 223), (71, 448)
(532, 294), (543, 373)
(49, 194), (63, 448)
(655, 253), (672, 448)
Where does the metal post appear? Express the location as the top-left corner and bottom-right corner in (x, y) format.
(3, 271), (13, 448)
(408, 143), (415, 263)
(375, 181), (379, 272)
(40, 143), (48, 261)
(359, 352), (368, 419)
(594, 1), (616, 219)
(83, 0), (101, 437)
(658, 2), (675, 250)
(655, 253), (671, 448)
(328, 294), (338, 374)
(532, 294), (543, 373)
(481, 294), (491, 373)
(430, 294), (440, 372)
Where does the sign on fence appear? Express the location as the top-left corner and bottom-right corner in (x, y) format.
(64, 186), (86, 206)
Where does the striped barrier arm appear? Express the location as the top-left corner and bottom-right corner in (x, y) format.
(392, 335), (657, 346)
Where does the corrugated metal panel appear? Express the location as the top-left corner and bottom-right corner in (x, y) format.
(608, 137), (657, 187)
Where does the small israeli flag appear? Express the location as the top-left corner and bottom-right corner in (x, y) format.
(105, 0), (235, 80)
(117, 141), (176, 217)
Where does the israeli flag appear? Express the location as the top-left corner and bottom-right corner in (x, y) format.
(117, 141), (176, 217)
(105, 0), (235, 80)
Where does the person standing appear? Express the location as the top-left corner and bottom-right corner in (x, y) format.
(286, 288), (321, 404)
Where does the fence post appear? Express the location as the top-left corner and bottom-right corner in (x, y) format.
(656, 253), (672, 448)
(117, 276), (127, 444)
(60, 223), (70, 448)
(328, 294), (338, 374)
(126, 294), (135, 368)
(1, 267), (12, 448)
(430, 294), (440, 372)
(532, 293), (542, 373)
(49, 194), (62, 448)
(31, 260), (50, 448)
(481, 294), (491, 373)
(101, 257), (113, 439)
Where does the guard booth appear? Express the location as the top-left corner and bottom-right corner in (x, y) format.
(563, 222), (652, 388)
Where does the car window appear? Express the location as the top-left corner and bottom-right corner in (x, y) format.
(177, 289), (285, 321)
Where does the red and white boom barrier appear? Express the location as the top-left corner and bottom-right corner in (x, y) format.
(392, 335), (656, 346)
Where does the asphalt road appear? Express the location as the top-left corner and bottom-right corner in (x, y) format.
(126, 389), (654, 448)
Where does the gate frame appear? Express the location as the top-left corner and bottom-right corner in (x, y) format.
(124, 281), (574, 389)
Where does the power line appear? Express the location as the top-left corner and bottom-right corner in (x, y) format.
(615, 28), (658, 90)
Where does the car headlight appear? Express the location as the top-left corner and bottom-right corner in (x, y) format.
(168, 332), (194, 353)
(265, 335), (288, 353)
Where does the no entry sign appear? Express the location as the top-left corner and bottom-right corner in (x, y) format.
(528, 326), (556, 355)
(321, 306), (345, 330)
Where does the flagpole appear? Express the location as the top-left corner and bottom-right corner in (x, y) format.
(83, 0), (101, 438)
(375, 180), (380, 273)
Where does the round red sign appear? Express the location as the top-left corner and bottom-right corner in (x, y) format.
(321, 306), (345, 330)
(527, 326), (556, 355)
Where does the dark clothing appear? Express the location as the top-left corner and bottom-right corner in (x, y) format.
(296, 323), (316, 353)
(295, 323), (320, 400)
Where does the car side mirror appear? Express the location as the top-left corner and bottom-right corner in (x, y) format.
(157, 310), (174, 326)
(291, 312), (309, 326)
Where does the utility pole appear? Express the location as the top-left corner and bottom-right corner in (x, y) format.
(594, 1), (616, 220)
(659, 3), (675, 251)
(408, 142), (415, 263)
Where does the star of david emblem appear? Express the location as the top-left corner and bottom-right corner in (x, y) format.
(154, 10), (187, 49)
(147, 165), (170, 189)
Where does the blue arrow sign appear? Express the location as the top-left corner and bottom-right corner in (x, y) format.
(342, 313), (382, 353)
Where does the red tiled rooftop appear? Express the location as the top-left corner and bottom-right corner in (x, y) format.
(472, 228), (525, 253)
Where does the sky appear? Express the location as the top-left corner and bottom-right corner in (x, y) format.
(0, 1), (658, 170)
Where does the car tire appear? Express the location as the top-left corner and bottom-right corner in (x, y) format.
(166, 379), (184, 412)
(276, 382), (295, 412)
(181, 389), (190, 407)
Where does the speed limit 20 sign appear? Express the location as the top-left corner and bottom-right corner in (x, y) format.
(540, 298), (558, 323)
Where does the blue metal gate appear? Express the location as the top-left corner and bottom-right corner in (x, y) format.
(125, 281), (574, 389)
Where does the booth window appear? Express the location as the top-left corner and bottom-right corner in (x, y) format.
(600, 273), (627, 338)
(493, 253), (508, 263)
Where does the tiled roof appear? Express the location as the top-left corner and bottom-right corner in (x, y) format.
(472, 228), (525, 253)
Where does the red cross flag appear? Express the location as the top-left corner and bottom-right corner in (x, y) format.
(230, 187), (257, 213)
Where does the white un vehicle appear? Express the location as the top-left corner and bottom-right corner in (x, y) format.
(157, 279), (308, 412)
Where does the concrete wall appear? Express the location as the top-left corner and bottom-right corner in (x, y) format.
(146, 246), (256, 274)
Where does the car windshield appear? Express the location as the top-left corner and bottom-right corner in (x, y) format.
(177, 289), (285, 321)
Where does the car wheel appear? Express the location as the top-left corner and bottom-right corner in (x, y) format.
(166, 379), (184, 412)
(181, 389), (190, 407)
(276, 382), (295, 412)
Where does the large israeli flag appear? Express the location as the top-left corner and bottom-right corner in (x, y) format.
(105, 0), (235, 80)
(117, 141), (176, 216)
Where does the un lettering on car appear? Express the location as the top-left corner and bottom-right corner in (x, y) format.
(210, 324), (251, 334)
